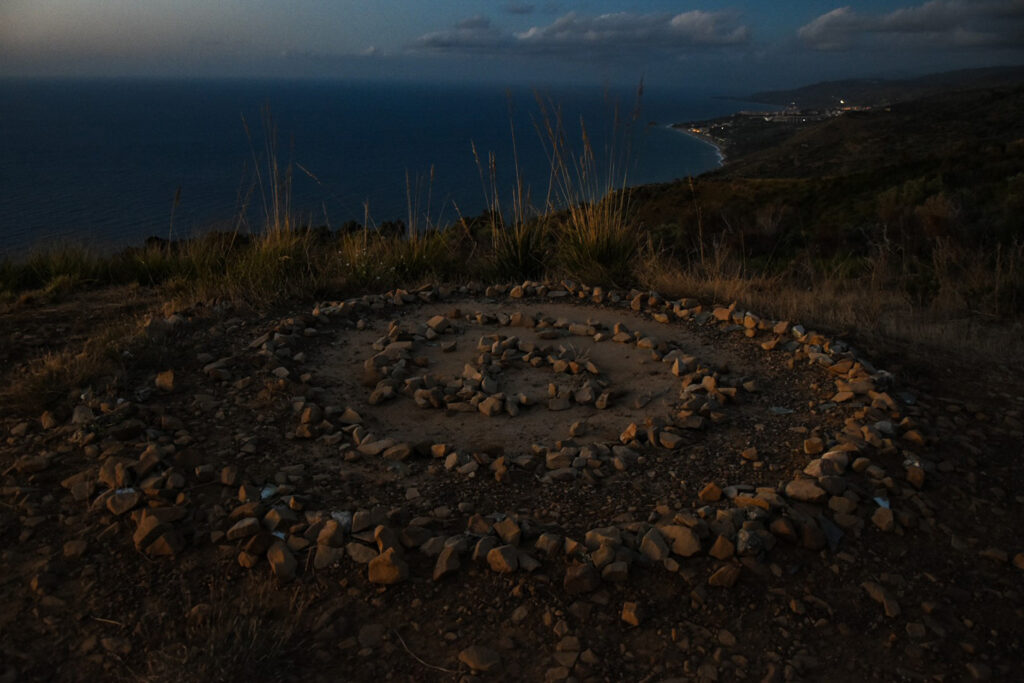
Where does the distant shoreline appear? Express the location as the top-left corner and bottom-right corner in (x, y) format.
(668, 125), (726, 167)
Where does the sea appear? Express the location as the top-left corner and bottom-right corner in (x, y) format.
(0, 79), (755, 255)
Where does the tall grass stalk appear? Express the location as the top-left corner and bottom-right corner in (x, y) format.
(471, 114), (548, 279)
(534, 86), (641, 285)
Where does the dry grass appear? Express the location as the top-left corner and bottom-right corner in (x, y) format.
(472, 134), (549, 280)
(1, 315), (149, 413)
(640, 238), (1024, 361)
(135, 578), (312, 683)
(535, 93), (638, 286)
(3, 95), (1022, 386)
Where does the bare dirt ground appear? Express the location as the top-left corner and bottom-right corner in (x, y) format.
(1, 281), (1022, 682)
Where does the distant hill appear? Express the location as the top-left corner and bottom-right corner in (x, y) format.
(630, 83), (1024, 264)
(720, 84), (1024, 179)
(746, 66), (1024, 108)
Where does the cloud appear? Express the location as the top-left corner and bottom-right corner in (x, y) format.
(799, 0), (1024, 51)
(416, 15), (505, 50)
(503, 2), (535, 15)
(415, 10), (750, 57)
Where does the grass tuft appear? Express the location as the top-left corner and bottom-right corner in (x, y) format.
(534, 92), (639, 286)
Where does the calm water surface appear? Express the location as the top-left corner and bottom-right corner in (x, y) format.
(0, 79), (752, 255)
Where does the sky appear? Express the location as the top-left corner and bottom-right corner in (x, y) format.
(2, 0), (1023, 90)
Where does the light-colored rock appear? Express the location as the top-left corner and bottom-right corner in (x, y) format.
(785, 479), (828, 503)
(368, 547), (408, 584)
(708, 564), (742, 588)
(698, 482), (722, 502)
(659, 525), (701, 557)
(493, 517), (521, 545)
(433, 546), (461, 580)
(640, 528), (669, 562)
(621, 601), (644, 626)
(155, 370), (175, 392)
(487, 545), (519, 573)
(709, 535), (735, 560)
(226, 517), (261, 541)
(267, 541), (297, 582)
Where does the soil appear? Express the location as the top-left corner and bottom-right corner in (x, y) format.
(1, 282), (1022, 683)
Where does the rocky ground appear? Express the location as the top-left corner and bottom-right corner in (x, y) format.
(1, 281), (1022, 682)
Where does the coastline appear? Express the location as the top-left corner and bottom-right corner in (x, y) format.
(668, 124), (726, 166)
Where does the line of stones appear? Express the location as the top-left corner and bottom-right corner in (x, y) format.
(48, 280), (936, 590)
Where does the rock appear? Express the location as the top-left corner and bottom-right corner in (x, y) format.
(472, 536), (498, 562)
(300, 404), (322, 424)
(698, 482), (723, 503)
(785, 479), (828, 503)
(433, 546), (461, 580)
(861, 581), (901, 617)
(381, 443), (412, 460)
(155, 370), (175, 392)
(106, 489), (141, 515)
(584, 526), (621, 549)
(479, 395), (504, 417)
(871, 507), (895, 532)
(769, 517), (798, 543)
(640, 528), (669, 562)
(426, 315), (450, 332)
(736, 529), (774, 556)
(220, 466), (240, 487)
(238, 551), (260, 568)
(659, 431), (685, 450)
(317, 520), (346, 547)
(708, 564), (742, 588)
(226, 517), (261, 541)
(346, 542), (378, 564)
(314, 545), (346, 570)
(147, 530), (185, 556)
(660, 525), (701, 557)
(368, 547), (408, 584)
(621, 601), (644, 626)
(267, 541), (297, 582)
(40, 411), (59, 430)
(535, 533), (562, 555)
(803, 437), (824, 455)
(709, 535), (735, 560)
(133, 514), (165, 550)
(71, 405), (94, 425)
(493, 517), (522, 545)
(1013, 553), (1024, 570)
(487, 545), (519, 573)
(368, 385), (396, 405)
(564, 563), (601, 595)
(459, 645), (501, 672)
(906, 465), (926, 489)
(602, 561), (629, 582)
